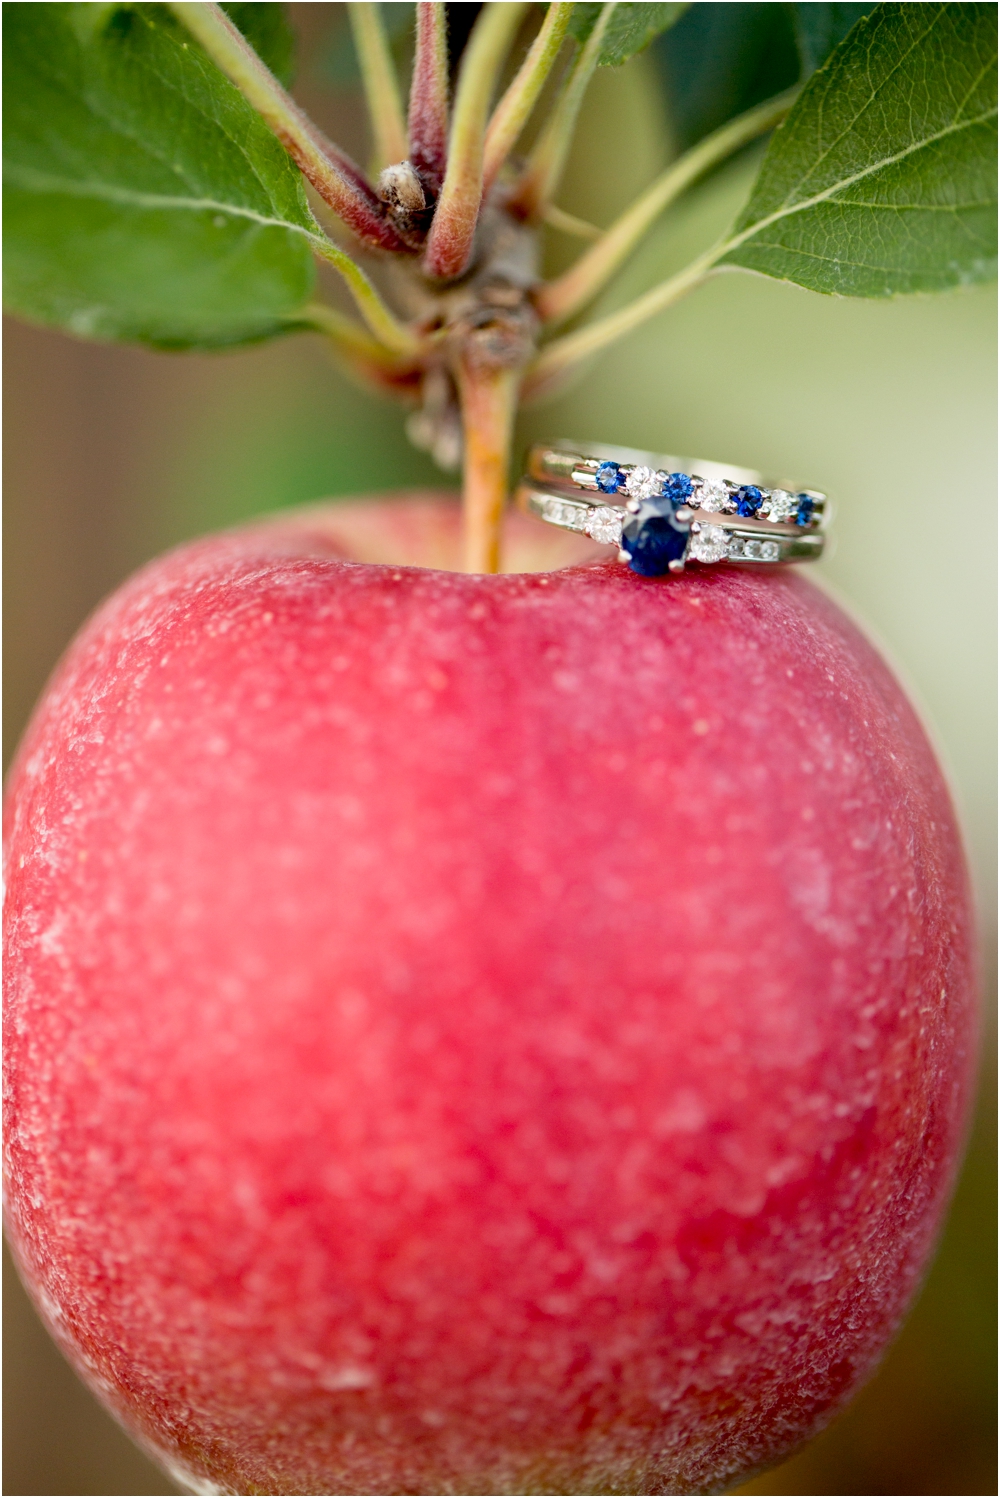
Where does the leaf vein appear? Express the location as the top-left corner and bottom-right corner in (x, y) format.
(5, 163), (321, 245)
(723, 106), (998, 260)
(784, 5), (949, 207)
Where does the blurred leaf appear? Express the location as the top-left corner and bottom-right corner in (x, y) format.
(655, 4), (800, 149)
(719, 3), (998, 295)
(377, 2), (419, 43)
(788, 2), (879, 73)
(569, 3), (689, 65)
(221, 2), (295, 86)
(3, 3), (318, 349)
(325, 2), (415, 84)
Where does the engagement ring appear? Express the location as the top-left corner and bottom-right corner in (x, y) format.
(520, 441), (829, 577)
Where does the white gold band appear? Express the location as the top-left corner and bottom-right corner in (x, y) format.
(527, 441), (829, 530)
(516, 482), (826, 570)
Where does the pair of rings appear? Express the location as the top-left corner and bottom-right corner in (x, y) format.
(517, 441), (829, 577)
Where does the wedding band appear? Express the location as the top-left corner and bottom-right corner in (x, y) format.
(527, 442), (828, 528)
(515, 480), (825, 575)
(519, 441), (828, 577)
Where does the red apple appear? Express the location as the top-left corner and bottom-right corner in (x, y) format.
(3, 497), (977, 1496)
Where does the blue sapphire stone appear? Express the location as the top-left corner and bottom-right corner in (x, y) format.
(735, 484), (764, 518)
(663, 471), (695, 503)
(620, 495), (691, 577)
(595, 460), (623, 494)
(795, 493), (815, 527)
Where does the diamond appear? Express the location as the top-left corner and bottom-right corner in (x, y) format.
(595, 461), (623, 495)
(689, 523), (729, 563)
(624, 465), (665, 501)
(728, 537), (745, 559)
(743, 538), (764, 560)
(766, 488), (798, 522)
(548, 499), (588, 531)
(761, 540), (780, 561)
(586, 506), (623, 545)
(692, 478), (732, 513)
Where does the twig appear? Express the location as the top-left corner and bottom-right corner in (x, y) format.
(456, 361), (520, 573)
(298, 302), (419, 368)
(169, 2), (406, 253)
(409, 2), (449, 192)
(508, 2), (616, 220)
(482, 2), (575, 197)
(348, 4), (409, 171)
(424, 3), (530, 280)
(525, 250), (718, 399)
(536, 87), (799, 324)
(299, 303), (425, 395)
(542, 204), (601, 239)
(309, 239), (426, 357)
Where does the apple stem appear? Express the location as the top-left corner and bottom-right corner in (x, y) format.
(308, 240), (427, 358)
(176, 1), (803, 568)
(457, 362), (520, 574)
(525, 250), (717, 401)
(535, 86), (800, 327)
(408, 3), (450, 193)
(299, 304), (426, 395)
(423, 4), (529, 280)
(168, 2), (406, 253)
(482, 2), (575, 198)
(347, 3), (409, 173)
(508, 2), (616, 221)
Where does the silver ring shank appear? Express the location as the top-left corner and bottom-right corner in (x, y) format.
(530, 442), (766, 491)
(516, 482), (825, 566)
(527, 441), (828, 529)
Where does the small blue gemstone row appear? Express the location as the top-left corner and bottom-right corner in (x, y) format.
(596, 462), (696, 504)
(594, 462), (816, 527)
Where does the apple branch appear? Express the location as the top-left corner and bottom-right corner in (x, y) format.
(508, 2), (616, 220)
(482, 2), (575, 198)
(525, 249), (718, 399)
(300, 303), (425, 398)
(535, 87), (799, 325)
(542, 205), (601, 239)
(409, 2), (450, 193)
(308, 238), (425, 357)
(457, 360), (520, 574)
(169, 2), (407, 253)
(348, 3), (409, 173)
(424, 3), (530, 280)
(299, 302), (421, 370)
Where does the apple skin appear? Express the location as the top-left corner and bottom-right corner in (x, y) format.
(3, 497), (977, 1496)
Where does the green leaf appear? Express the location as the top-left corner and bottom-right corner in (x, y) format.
(789, 3), (879, 74)
(221, 2), (295, 86)
(655, 4), (800, 150)
(569, 3), (689, 66)
(719, 4), (998, 296)
(3, 3), (319, 350)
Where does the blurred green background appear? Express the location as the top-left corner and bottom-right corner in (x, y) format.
(4, 7), (996, 1494)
